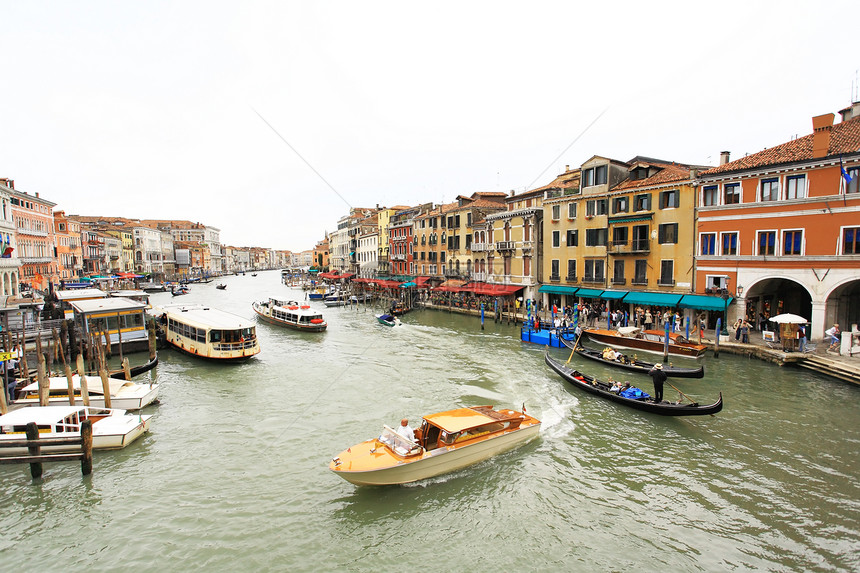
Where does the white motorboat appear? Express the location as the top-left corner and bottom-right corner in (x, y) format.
(0, 405), (152, 453)
(12, 375), (159, 411)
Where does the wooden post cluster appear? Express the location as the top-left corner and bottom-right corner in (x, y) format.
(0, 420), (93, 478)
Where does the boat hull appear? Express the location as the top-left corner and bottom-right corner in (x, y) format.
(584, 329), (706, 358)
(545, 353), (722, 416)
(331, 423), (540, 486)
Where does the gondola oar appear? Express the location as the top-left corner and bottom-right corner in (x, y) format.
(566, 330), (584, 364)
(667, 381), (696, 404)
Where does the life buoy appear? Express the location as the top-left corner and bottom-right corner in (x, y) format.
(301, 305), (310, 309)
(288, 306), (299, 310)
(310, 318), (323, 324)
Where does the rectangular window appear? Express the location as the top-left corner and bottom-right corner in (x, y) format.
(658, 223), (678, 244)
(785, 175), (806, 199)
(613, 197), (629, 213)
(585, 228), (608, 246)
(783, 230), (802, 255)
(634, 193), (651, 211)
(659, 260), (674, 285)
(551, 259), (560, 279)
(613, 260), (625, 283)
(761, 178), (779, 201)
(551, 205), (560, 220)
(582, 168), (594, 188)
(568, 203), (577, 218)
(659, 190), (679, 209)
(721, 232), (738, 255)
(842, 227), (860, 254)
(566, 230), (578, 246)
(847, 168), (859, 194)
(552, 230), (560, 248)
(700, 233), (716, 255)
(632, 225), (649, 251)
(596, 199), (607, 215)
(612, 226), (628, 246)
(758, 231), (776, 255)
(634, 260), (647, 284)
(724, 183), (740, 204)
(584, 259), (605, 281)
(588, 199), (608, 216)
(567, 259), (576, 279)
(595, 165), (607, 185)
(703, 185), (718, 206)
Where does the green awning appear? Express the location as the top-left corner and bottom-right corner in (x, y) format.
(574, 288), (604, 298)
(608, 214), (654, 224)
(678, 294), (733, 311)
(622, 292), (684, 306)
(599, 290), (627, 300)
(538, 285), (579, 295)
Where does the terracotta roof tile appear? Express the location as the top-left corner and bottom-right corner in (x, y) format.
(613, 161), (694, 191)
(702, 115), (860, 175)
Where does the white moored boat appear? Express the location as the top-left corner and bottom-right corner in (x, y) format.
(330, 405), (540, 486)
(152, 303), (260, 360)
(12, 376), (159, 411)
(252, 298), (327, 332)
(0, 405), (152, 454)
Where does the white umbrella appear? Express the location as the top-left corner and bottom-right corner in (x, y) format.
(769, 313), (808, 324)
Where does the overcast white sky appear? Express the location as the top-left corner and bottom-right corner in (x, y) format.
(1, 1), (857, 251)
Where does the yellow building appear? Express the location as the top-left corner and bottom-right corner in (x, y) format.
(443, 192), (507, 280)
(104, 226), (134, 272)
(539, 156), (702, 319)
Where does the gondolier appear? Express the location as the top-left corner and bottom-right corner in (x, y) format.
(648, 363), (667, 403)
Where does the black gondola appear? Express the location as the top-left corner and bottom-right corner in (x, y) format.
(562, 337), (704, 379)
(544, 352), (722, 416)
(108, 354), (159, 380)
(216, 284), (227, 290)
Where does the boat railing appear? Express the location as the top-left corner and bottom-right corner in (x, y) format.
(379, 425), (422, 457)
(213, 339), (258, 352)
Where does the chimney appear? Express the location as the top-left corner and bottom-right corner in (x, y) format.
(565, 164), (570, 172)
(35, 192), (39, 198)
(719, 151), (731, 165)
(812, 113), (835, 158)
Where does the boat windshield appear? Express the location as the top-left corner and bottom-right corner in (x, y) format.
(378, 425), (421, 457)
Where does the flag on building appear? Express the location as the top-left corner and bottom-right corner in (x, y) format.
(841, 157), (853, 185)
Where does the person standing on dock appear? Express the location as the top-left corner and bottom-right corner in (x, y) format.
(648, 363), (667, 403)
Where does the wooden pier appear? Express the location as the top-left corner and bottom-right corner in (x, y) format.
(0, 420), (93, 478)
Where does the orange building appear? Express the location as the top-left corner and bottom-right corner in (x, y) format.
(696, 104), (860, 339)
(9, 187), (58, 291)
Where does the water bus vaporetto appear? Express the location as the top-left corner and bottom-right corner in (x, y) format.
(152, 303), (261, 360)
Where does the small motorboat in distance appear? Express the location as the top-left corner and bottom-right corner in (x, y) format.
(330, 405), (541, 486)
(544, 352), (722, 416)
(171, 286), (190, 296)
(583, 326), (707, 358)
(562, 338), (704, 379)
(216, 284), (227, 290)
(375, 313), (400, 327)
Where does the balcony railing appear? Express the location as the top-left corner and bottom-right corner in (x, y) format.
(658, 278), (676, 287)
(495, 241), (515, 252)
(549, 274), (560, 282)
(391, 253), (406, 261)
(565, 275), (577, 282)
(631, 277), (647, 286)
(582, 276), (605, 284)
(611, 277), (626, 285)
(470, 243), (488, 252)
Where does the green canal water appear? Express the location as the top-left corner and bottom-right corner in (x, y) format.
(2, 270), (858, 572)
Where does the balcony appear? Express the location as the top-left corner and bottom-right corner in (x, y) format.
(565, 275), (577, 282)
(631, 277), (647, 286)
(391, 253), (406, 261)
(521, 240), (534, 253)
(610, 240), (650, 254)
(495, 241), (515, 252)
(611, 277), (626, 285)
(549, 274), (560, 282)
(658, 278), (676, 287)
(471, 243), (488, 252)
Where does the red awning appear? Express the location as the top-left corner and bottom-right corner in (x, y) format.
(470, 283), (525, 296)
(432, 285), (467, 293)
(339, 273), (354, 279)
(370, 279), (403, 289)
(414, 276), (431, 287)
